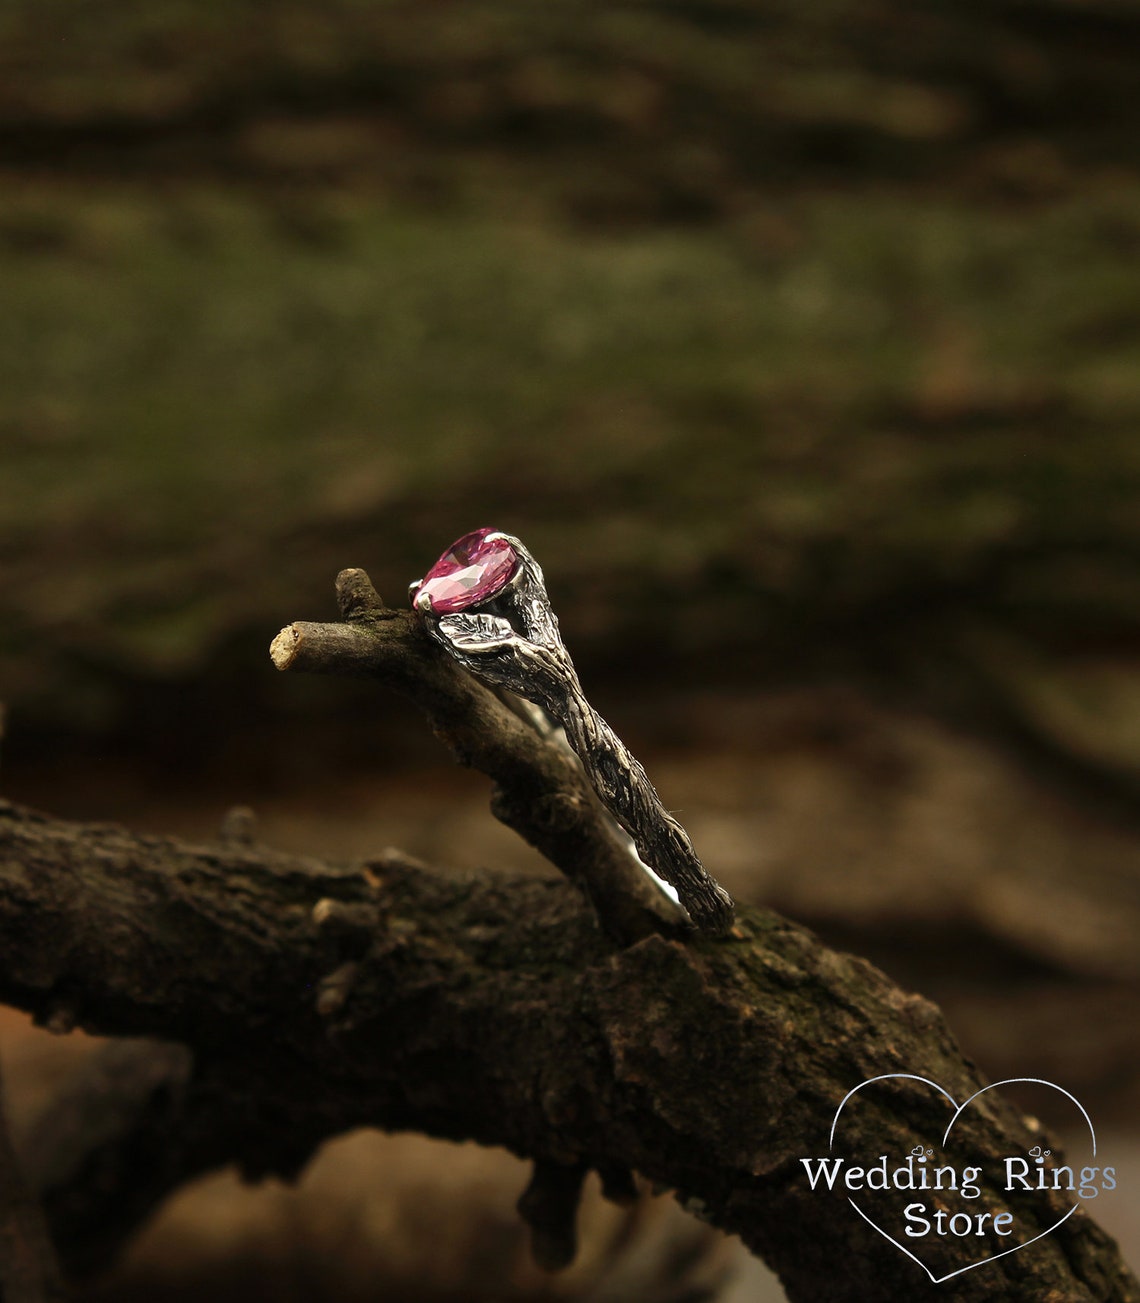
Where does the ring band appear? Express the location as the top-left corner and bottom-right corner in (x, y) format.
(410, 528), (736, 936)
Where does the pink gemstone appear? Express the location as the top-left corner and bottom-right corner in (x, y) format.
(416, 528), (520, 614)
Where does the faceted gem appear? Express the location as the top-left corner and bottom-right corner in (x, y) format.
(416, 528), (520, 614)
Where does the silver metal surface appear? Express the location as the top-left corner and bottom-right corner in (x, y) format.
(412, 533), (735, 935)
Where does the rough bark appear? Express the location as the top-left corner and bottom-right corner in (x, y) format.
(0, 576), (1135, 1301)
(0, 798), (1135, 1302)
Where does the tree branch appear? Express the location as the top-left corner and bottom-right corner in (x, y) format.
(270, 568), (685, 945)
(1, 575), (1134, 1301)
(0, 799), (1135, 1302)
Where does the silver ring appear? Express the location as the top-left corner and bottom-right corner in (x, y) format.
(410, 528), (736, 936)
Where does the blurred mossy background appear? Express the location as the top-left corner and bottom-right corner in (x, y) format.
(1, 1), (1139, 1296)
(4, 0), (1140, 778)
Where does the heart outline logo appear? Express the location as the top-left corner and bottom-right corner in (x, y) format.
(829, 1074), (1096, 1284)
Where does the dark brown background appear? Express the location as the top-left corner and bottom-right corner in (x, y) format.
(1, 2), (1138, 1298)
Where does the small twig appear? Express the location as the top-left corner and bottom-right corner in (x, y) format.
(597, 1163), (639, 1207)
(335, 567), (385, 618)
(517, 1159), (588, 1271)
(271, 569), (687, 945)
(218, 805), (258, 846)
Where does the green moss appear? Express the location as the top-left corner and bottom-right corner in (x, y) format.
(4, 0), (1140, 764)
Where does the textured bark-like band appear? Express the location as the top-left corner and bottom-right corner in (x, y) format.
(416, 534), (736, 935)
